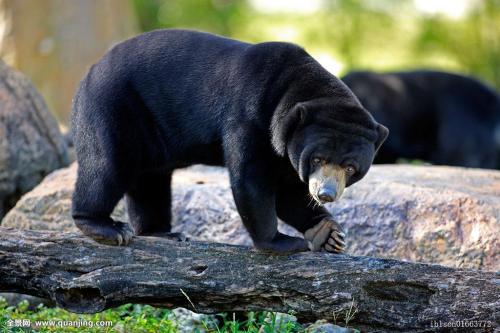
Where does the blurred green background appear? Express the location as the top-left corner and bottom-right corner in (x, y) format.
(0, 0), (498, 126)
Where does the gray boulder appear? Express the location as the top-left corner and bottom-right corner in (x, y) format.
(2, 163), (499, 271)
(0, 60), (68, 220)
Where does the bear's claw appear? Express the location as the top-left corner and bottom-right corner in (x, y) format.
(304, 218), (346, 253)
(100, 221), (134, 246)
(75, 219), (134, 246)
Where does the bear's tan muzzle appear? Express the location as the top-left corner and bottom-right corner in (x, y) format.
(308, 165), (346, 204)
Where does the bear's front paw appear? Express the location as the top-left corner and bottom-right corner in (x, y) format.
(304, 218), (345, 253)
(75, 218), (134, 246)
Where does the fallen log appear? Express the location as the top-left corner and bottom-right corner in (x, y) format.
(0, 227), (497, 332)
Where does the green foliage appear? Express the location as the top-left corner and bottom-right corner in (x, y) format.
(412, 0), (500, 87)
(129, 0), (500, 89)
(0, 300), (176, 333)
(131, 0), (251, 36)
(0, 298), (304, 333)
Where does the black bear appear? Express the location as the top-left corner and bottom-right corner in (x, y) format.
(71, 29), (388, 254)
(342, 70), (500, 169)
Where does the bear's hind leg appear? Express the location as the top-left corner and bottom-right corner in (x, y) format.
(125, 169), (184, 240)
(72, 164), (135, 246)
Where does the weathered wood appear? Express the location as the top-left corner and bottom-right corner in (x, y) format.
(0, 227), (498, 332)
(4, 163), (500, 272)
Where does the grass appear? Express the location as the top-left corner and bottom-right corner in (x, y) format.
(0, 297), (304, 333)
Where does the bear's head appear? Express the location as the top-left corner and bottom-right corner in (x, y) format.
(272, 96), (388, 205)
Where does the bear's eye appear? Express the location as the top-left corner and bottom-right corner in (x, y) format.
(312, 157), (322, 165)
(345, 165), (356, 176)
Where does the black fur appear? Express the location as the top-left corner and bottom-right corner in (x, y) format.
(72, 29), (387, 252)
(342, 70), (500, 168)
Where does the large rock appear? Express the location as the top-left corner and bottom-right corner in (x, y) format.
(2, 163), (499, 271)
(0, 61), (69, 220)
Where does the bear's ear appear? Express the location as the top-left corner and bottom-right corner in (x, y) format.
(374, 123), (389, 154)
(271, 103), (309, 156)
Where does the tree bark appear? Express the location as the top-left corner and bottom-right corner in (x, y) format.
(0, 228), (497, 332)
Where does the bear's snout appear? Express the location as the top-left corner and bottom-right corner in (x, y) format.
(309, 164), (347, 204)
(317, 185), (336, 203)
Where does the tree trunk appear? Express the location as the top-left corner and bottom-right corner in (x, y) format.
(0, 228), (497, 332)
(0, 0), (138, 124)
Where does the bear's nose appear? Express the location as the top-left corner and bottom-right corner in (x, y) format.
(318, 186), (336, 203)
